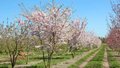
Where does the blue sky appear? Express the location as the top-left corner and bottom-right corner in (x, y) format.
(0, 0), (112, 37)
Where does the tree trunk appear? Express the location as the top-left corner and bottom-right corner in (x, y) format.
(42, 51), (47, 68)
(26, 45), (29, 64)
(47, 51), (53, 68)
(47, 55), (52, 68)
(26, 54), (29, 64)
(11, 58), (15, 68)
(71, 52), (74, 58)
(11, 63), (15, 68)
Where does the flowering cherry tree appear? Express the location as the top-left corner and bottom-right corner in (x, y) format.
(22, 2), (71, 68)
(0, 20), (27, 68)
(66, 19), (87, 58)
(107, 1), (120, 54)
(79, 31), (101, 49)
(107, 28), (120, 51)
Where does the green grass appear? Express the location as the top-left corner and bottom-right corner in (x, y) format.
(0, 64), (11, 68)
(0, 47), (92, 68)
(107, 49), (120, 68)
(68, 48), (99, 68)
(16, 59), (26, 64)
(0, 48), (85, 68)
(27, 57), (68, 68)
(27, 49), (87, 68)
(84, 45), (105, 68)
(85, 61), (102, 68)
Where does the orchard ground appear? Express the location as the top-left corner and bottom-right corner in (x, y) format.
(0, 44), (120, 68)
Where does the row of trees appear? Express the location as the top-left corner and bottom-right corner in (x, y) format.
(106, 1), (120, 53)
(0, 1), (101, 68)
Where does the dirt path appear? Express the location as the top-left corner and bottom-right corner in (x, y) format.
(0, 58), (10, 64)
(15, 60), (42, 68)
(0, 62), (10, 64)
(103, 48), (109, 68)
(79, 49), (99, 68)
(52, 49), (97, 68)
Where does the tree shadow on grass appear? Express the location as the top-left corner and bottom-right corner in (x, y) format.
(31, 56), (69, 60)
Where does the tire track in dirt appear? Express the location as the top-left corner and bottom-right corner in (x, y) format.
(103, 48), (109, 68)
(79, 49), (99, 68)
(52, 49), (97, 68)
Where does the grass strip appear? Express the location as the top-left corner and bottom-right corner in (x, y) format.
(25, 49), (85, 68)
(107, 49), (120, 68)
(84, 45), (105, 68)
(68, 48), (99, 68)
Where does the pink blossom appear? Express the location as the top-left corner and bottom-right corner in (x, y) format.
(17, 19), (24, 26)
